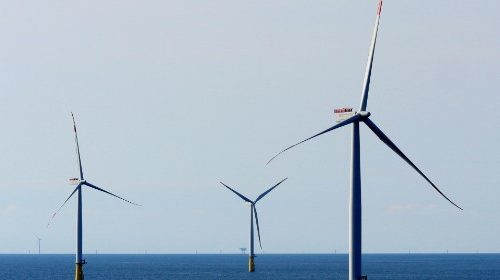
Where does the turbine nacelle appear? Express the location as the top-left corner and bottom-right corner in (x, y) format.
(69, 178), (87, 185)
(69, 178), (80, 185)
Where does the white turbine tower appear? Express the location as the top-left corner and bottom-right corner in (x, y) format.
(267, 1), (462, 279)
(48, 113), (140, 280)
(220, 178), (287, 272)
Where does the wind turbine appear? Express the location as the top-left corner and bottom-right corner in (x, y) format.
(35, 235), (41, 254)
(220, 178), (287, 272)
(48, 113), (140, 280)
(267, 1), (462, 279)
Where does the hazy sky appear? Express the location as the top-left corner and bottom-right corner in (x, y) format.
(0, 1), (499, 254)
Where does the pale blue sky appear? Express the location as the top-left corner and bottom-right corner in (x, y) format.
(0, 1), (499, 254)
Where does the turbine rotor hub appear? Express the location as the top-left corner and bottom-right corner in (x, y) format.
(358, 111), (371, 118)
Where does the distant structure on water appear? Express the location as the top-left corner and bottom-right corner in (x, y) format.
(35, 235), (41, 254)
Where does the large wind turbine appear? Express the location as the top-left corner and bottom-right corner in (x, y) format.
(220, 178), (287, 272)
(267, 1), (462, 279)
(48, 113), (139, 280)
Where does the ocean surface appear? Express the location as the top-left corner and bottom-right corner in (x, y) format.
(0, 254), (498, 279)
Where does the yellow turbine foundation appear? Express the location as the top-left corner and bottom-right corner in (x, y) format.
(75, 263), (84, 280)
(248, 256), (255, 272)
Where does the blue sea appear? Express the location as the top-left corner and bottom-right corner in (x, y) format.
(0, 254), (498, 279)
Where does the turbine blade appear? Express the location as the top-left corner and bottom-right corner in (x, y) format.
(83, 182), (141, 206)
(363, 118), (462, 210)
(359, 0), (383, 111)
(71, 113), (84, 180)
(47, 184), (80, 227)
(267, 114), (362, 165)
(255, 178), (287, 203)
(253, 205), (263, 250)
(220, 182), (253, 203)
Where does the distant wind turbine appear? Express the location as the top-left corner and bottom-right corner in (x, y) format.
(267, 1), (462, 279)
(220, 178), (287, 272)
(35, 235), (41, 254)
(48, 113), (140, 280)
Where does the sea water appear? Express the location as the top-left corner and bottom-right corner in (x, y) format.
(0, 254), (498, 279)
